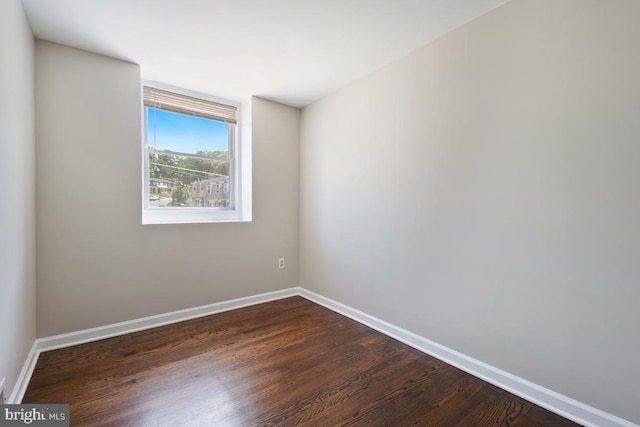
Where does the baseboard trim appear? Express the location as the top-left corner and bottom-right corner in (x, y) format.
(297, 288), (637, 427)
(10, 287), (299, 403)
(12, 286), (637, 427)
(38, 288), (299, 352)
(8, 341), (39, 404)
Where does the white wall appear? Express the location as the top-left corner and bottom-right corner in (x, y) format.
(300, 0), (640, 423)
(0, 0), (36, 400)
(35, 41), (299, 337)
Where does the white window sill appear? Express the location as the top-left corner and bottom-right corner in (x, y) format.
(142, 208), (251, 225)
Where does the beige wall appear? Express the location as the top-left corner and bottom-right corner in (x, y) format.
(35, 41), (299, 337)
(0, 0), (36, 399)
(300, 0), (640, 423)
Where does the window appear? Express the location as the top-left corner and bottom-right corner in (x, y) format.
(142, 82), (246, 224)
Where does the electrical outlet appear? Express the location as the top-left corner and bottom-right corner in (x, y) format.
(278, 258), (285, 269)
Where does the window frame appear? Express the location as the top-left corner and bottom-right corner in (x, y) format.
(141, 80), (245, 224)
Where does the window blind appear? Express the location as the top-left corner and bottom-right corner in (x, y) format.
(143, 86), (237, 124)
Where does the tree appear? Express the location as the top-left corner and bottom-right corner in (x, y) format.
(171, 186), (190, 206)
(149, 149), (230, 186)
(150, 153), (179, 181)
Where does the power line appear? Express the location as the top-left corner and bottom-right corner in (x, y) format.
(152, 162), (228, 178)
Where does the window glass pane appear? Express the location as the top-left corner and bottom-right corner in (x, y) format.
(147, 107), (231, 208)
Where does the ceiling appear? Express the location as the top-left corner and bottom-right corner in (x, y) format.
(21, 0), (511, 108)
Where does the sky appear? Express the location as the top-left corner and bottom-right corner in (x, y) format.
(146, 108), (229, 154)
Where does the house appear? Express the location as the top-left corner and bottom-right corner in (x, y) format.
(149, 178), (176, 194)
(191, 177), (230, 208)
(2, 0), (639, 425)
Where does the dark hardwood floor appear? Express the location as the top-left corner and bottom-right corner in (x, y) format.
(24, 297), (580, 426)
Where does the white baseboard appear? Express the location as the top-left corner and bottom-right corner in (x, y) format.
(8, 341), (39, 404)
(10, 286), (637, 427)
(10, 287), (298, 403)
(297, 288), (638, 427)
(37, 288), (299, 352)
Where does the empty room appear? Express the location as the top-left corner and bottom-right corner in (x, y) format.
(2, 0), (639, 425)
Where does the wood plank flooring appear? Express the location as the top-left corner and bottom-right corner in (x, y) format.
(24, 297), (580, 426)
